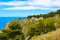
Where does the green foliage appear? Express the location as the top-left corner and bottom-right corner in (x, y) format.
(8, 20), (22, 30)
(54, 17), (60, 28)
(21, 17), (57, 40)
(0, 33), (8, 40)
(27, 18), (56, 37)
(6, 30), (22, 38)
(7, 20), (24, 40)
(1, 10), (60, 40)
(56, 10), (60, 14)
(28, 20), (44, 35)
(27, 10), (60, 19)
(2, 20), (24, 40)
(44, 18), (56, 33)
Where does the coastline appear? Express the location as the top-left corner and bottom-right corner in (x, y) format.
(0, 17), (25, 30)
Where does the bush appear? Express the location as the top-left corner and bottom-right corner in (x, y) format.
(0, 33), (8, 40)
(2, 20), (25, 40)
(8, 20), (22, 30)
(44, 18), (56, 33)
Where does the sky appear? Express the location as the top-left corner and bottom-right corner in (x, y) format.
(0, 0), (60, 17)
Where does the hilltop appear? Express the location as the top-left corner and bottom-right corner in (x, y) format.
(27, 10), (60, 18)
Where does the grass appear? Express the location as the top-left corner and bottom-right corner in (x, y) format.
(31, 29), (60, 40)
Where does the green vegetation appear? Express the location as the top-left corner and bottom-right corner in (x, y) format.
(2, 20), (24, 40)
(0, 10), (60, 40)
(27, 10), (60, 18)
(31, 29), (60, 40)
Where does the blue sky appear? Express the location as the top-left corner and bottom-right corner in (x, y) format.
(0, 0), (60, 17)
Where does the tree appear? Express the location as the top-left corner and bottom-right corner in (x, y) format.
(2, 20), (25, 40)
(8, 20), (22, 30)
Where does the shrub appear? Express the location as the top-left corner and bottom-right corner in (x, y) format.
(8, 20), (22, 30)
(2, 20), (24, 40)
(44, 18), (56, 33)
(0, 33), (8, 40)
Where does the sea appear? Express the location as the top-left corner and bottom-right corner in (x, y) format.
(0, 17), (25, 30)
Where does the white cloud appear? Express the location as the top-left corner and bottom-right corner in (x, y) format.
(0, 1), (28, 6)
(3, 6), (60, 10)
(0, 0), (60, 10)
(3, 6), (36, 10)
(28, 0), (60, 7)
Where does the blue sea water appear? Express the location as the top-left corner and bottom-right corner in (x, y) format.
(0, 17), (25, 30)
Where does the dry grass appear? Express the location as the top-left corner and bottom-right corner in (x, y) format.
(31, 29), (60, 40)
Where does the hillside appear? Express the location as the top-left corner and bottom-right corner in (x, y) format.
(31, 29), (60, 40)
(0, 10), (60, 40)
